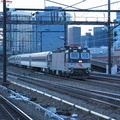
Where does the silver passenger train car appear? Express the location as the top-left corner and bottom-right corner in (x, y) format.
(8, 46), (91, 79)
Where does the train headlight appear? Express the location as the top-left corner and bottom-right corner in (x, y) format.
(78, 60), (82, 63)
(78, 46), (81, 49)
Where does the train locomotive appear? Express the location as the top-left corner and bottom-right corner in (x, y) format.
(8, 46), (91, 79)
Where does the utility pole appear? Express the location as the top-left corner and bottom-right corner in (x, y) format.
(108, 0), (112, 74)
(64, 11), (67, 47)
(2, 0), (9, 86)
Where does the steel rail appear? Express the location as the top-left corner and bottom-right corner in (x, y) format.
(89, 73), (120, 86)
(0, 95), (33, 120)
(0, 104), (17, 120)
(0, 83), (115, 120)
(7, 72), (120, 109)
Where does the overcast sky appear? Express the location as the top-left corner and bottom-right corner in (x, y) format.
(0, 0), (120, 10)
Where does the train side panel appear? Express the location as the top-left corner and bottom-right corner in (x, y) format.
(8, 56), (15, 65)
(30, 52), (50, 72)
(50, 52), (65, 74)
(20, 54), (31, 67)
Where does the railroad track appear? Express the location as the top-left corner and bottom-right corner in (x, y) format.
(34, 71), (120, 87)
(7, 72), (120, 109)
(29, 71), (120, 92)
(32, 71), (120, 90)
(0, 70), (119, 119)
(0, 95), (33, 120)
(3, 65), (120, 87)
(90, 72), (120, 83)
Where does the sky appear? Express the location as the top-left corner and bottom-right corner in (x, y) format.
(0, 0), (120, 10)
(0, 0), (120, 34)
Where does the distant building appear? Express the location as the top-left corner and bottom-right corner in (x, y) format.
(81, 33), (93, 48)
(32, 6), (68, 52)
(68, 27), (81, 46)
(113, 12), (120, 50)
(113, 21), (120, 50)
(7, 11), (32, 54)
(81, 26), (108, 48)
(93, 27), (108, 47)
(116, 12), (120, 19)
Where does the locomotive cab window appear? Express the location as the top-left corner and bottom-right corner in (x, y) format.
(70, 52), (79, 59)
(81, 52), (89, 59)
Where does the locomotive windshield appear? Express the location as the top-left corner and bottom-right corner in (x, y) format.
(81, 52), (89, 59)
(70, 52), (79, 59)
(68, 48), (90, 63)
(70, 52), (89, 59)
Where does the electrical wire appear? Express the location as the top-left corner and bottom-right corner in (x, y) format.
(43, 0), (119, 26)
(46, 0), (87, 10)
(87, 1), (120, 10)
(38, 0), (87, 17)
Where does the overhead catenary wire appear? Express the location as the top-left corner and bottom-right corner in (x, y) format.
(37, 0), (87, 17)
(46, 0), (87, 10)
(88, 0), (120, 10)
(41, 0), (119, 26)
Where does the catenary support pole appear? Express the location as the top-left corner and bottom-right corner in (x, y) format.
(108, 0), (111, 74)
(2, 0), (9, 86)
(64, 11), (67, 46)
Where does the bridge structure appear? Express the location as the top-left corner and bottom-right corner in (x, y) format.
(0, 8), (120, 25)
